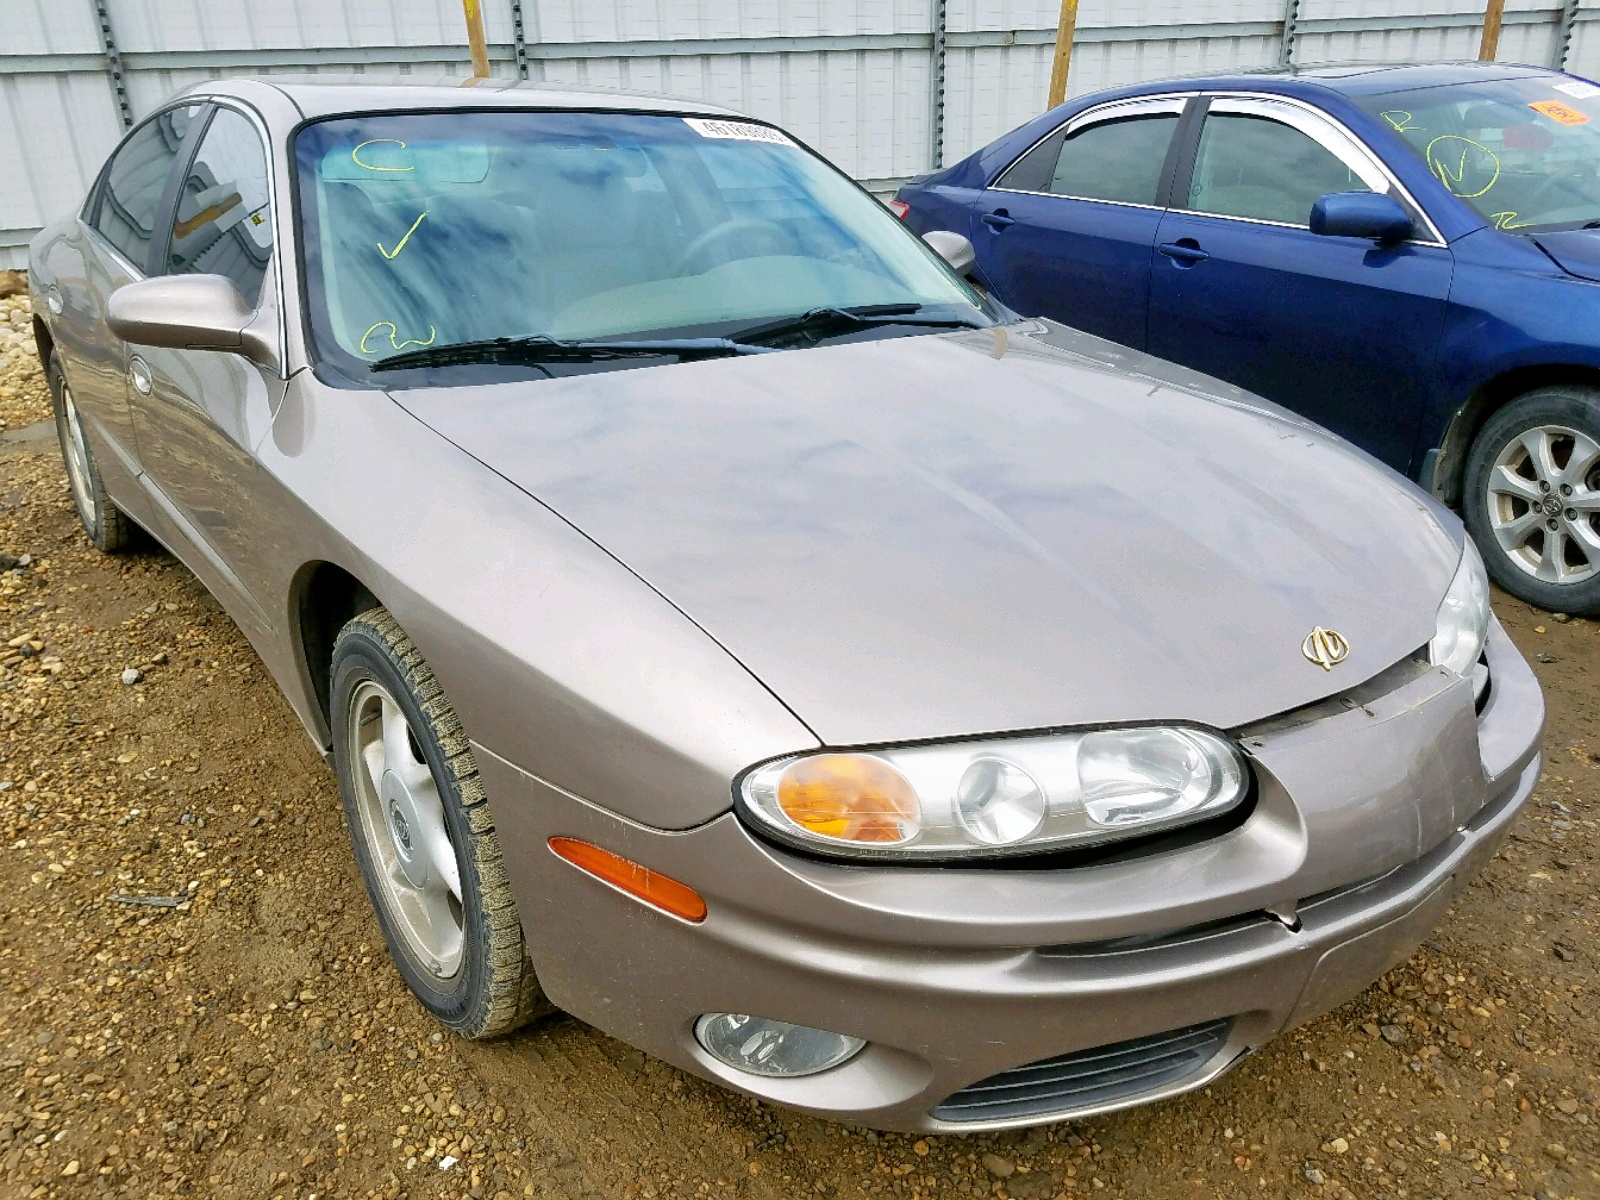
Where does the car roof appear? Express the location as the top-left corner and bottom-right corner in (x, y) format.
(1117, 59), (1561, 100)
(177, 75), (745, 121)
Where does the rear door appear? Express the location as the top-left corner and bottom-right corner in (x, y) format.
(1146, 96), (1454, 472)
(127, 103), (285, 635)
(71, 103), (208, 493)
(972, 96), (1189, 349)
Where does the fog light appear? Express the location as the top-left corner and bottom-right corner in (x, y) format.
(694, 1013), (864, 1077)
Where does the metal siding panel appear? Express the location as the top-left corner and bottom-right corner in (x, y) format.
(6, 0), (107, 55)
(0, 72), (124, 266)
(524, 0), (927, 42)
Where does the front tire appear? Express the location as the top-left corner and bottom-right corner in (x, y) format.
(330, 608), (544, 1038)
(47, 353), (130, 553)
(1463, 385), (1600, 616)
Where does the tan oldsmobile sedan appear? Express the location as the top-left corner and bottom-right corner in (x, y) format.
(27, 77), (1542, 1131)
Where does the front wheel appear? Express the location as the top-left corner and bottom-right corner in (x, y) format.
(1463, 385), (1600, 615)
(330, 608), (545, 1038)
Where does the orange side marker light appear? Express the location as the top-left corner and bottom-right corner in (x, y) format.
(547, 837), (707, 923)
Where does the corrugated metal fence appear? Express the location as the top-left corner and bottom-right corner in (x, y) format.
(4, 0), (1600, 268)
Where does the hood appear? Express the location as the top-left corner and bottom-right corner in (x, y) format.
(1532, 229), (1600, 282)
(393, 324), (1460, 747)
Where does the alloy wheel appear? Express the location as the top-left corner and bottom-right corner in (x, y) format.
(1486, 423), (1600, 585)
(59, 383), (95, 527)
(347, 679), (465, 978)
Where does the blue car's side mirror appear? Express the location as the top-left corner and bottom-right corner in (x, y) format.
(1309, 192), (1414, 243)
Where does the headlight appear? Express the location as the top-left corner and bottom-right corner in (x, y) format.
(1429, 539), (1491, 680)
(737, 727), (1248, 860)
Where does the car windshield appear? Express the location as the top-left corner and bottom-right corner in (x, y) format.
(294, 110), (989, 380)
(1355, 75), (1600, 233)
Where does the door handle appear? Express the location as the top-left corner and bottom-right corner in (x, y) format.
(981, 211), (1016, 230)
(128, 355), (153, 396)
(1158, 239), (1209, 264)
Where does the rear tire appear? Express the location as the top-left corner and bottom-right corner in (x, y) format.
(1463, 385), (1600, 616)
(330, 608), (546, 1038)
(47, 353), (130, 553)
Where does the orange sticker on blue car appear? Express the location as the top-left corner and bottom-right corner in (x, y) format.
(1529, 99), (1591, 126)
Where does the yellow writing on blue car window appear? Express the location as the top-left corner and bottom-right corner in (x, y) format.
(1425, 135), (1500, 199)
(360, 322), (437, 356)
(351, 139), (415, 172)
(1380, 110), (1420, 132)
(1490, 211), (1531, 230)
(377, 211), (428, 260)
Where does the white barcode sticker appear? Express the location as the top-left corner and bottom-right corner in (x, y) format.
(684, 117), (796, 146)
(1554, 79), (1600, 98)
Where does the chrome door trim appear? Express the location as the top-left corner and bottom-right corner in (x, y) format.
(1184, 91), (1446, 246)
(991, 94), (1191, 210)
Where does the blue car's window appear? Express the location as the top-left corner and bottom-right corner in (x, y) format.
(1356, 76), (1600, 232)
(293, 111), (987, 378)
(1188, 114), (1370, 226)
(1000, 114), (1177, 206)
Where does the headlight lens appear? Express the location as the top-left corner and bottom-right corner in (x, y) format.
(1429, 539), (1491, 679)
(739, 727), (1248, 860)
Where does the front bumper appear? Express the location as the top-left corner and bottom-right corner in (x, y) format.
(480, 619), (1542, 1132)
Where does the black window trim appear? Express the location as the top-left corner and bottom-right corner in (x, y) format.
(80, 99), (215, 280)
(988, 92), (1199, 212)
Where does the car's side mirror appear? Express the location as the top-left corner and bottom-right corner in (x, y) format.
(923, 229), (977, 277)
(1309, 192), (1414, 244)
(107, 274), (278, 370)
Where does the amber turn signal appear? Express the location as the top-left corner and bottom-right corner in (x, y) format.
(547, 837), (707, 923)
(775, 754), (919, 843)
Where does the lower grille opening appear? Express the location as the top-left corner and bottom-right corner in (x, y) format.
(931, 1018), (1233, 1123)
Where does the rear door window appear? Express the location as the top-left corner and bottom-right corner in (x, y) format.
(92, 104), (206, 272)
(1000, 111), (1181, 206)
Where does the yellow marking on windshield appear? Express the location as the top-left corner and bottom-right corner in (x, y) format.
(377, 211), (428, 260)
(351, 139), (414, 172)
(360, 322), (437, 356)
(1381, 110), (1420, 132)
(1425, 135), (1500, 198)
(1490, 211), (1532, 230)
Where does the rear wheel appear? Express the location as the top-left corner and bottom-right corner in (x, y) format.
(47, 353), (130, 552)
(1463, 385), (1600, 615)
(330, 608), (545, 1038)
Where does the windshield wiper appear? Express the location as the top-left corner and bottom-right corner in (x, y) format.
(727, 303), (991, 347)
(369, 334), (778, 372)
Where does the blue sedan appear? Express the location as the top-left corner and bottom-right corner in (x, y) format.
(897, 61), (1600, 614)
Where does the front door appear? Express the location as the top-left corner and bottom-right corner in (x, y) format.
(127, 104), (285, 635)
(972, 97), (1188, 350)
(1146, 96), (1454, 473)
(71, 103), (208, 495)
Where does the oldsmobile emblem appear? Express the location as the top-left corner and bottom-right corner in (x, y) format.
(1302, 626), (1350, 671)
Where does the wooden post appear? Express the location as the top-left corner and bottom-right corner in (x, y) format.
(1479, 0), (1506, 61)
(1047, 0), (1080, 109)
(463, 0), (491, 78)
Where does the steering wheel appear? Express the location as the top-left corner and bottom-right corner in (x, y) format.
(673, 218), (791, 275)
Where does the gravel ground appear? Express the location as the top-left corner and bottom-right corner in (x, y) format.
(0, 290), (1596, 1200)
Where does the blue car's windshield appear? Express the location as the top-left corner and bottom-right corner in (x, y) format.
(293, 110), (988, 379)
(1356, 75), (1600, 233)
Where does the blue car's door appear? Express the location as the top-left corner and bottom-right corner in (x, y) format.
(1146, 96), (1454, 473)
(972, 96), (1188, 350)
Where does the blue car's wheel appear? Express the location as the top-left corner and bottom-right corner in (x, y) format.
(1464, 386), (1600, 616)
